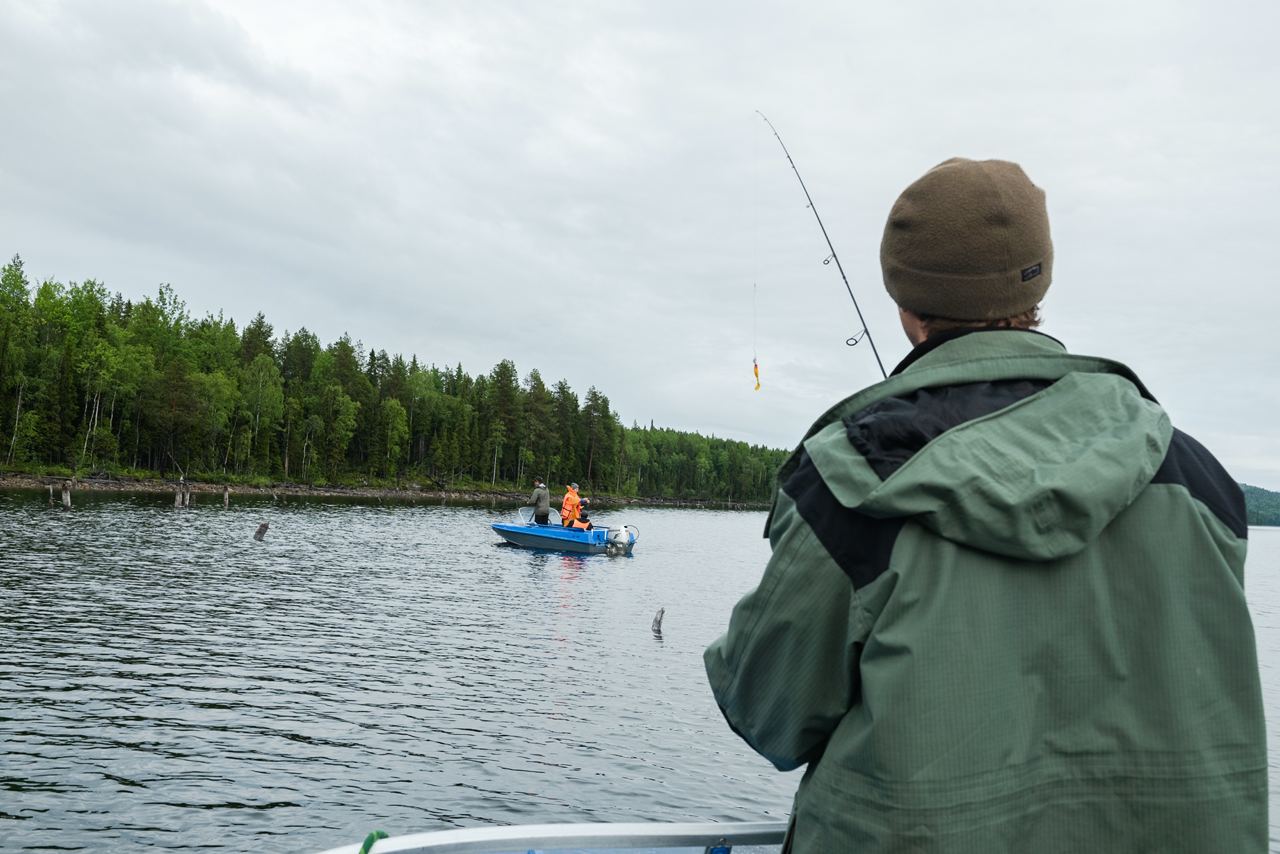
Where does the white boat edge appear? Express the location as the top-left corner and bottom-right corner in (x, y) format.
(315, 820), (788, 853)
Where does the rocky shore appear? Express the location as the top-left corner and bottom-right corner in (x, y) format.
(0, 472), (767, 511)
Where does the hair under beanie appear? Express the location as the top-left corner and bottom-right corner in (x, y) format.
(880, 158), (1052, 321)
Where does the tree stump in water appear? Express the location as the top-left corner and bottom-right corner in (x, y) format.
(61, 481), (72, 510)
(223, 485), (230, 508)
(254, 522), (269, 541)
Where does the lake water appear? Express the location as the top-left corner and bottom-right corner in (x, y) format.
(1, 493), (1278, 852)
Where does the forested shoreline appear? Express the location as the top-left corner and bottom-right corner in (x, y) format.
(4, 255), (1278, 518)
(0, 256), (787, 502)
(1244, 485), (1280, 527)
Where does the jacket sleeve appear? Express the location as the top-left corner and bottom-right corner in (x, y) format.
(703, 490), (865, 771)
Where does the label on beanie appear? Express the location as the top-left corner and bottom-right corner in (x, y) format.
(1021, 263), (1043, 282)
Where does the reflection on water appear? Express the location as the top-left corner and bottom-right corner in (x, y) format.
(2, 493), (1278, 852)
(0, 493), (792, 852)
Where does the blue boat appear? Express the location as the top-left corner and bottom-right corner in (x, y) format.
(492, 513), (638, 555)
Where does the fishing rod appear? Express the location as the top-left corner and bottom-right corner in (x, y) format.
(756, 111), (887, 379)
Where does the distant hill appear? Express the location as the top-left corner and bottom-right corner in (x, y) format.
(1243, 484), (1280, 527)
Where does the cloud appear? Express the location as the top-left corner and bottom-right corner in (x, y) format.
(2, 0), (1277, 486)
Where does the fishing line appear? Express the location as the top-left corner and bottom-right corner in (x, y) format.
(755, 111), (887, 379)
(752, 125), (762, 392)
(753, 282), (761, 391)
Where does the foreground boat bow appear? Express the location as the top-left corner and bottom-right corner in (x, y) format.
(317, 820), (787, 853)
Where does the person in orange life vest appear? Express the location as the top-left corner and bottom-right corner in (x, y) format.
(571, 508), (593, 531)
(560, 483), (581, 526)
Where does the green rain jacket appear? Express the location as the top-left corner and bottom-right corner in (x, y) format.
(705, 330), (1265, 852)
(529, 484), (551, 516)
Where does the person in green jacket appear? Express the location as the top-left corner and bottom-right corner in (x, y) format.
(528, 476), (551, 525)
(704, 158), (1266, 853)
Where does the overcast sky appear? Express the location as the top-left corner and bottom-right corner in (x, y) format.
(2, 0), (1277, 487)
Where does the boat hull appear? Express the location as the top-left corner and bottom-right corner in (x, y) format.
(491, 523), (635, 554)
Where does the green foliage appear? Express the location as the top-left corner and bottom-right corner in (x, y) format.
(1243, 484), (1280, 527)
(8, 411), (40, 463)
(380, 397), (409, 477)
(0, 262), (791, 501)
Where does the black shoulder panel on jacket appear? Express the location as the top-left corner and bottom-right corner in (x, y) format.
(844, 379), (1054, 481)
(1150, 428), (1248, 539)
(783, 452), (905, 589)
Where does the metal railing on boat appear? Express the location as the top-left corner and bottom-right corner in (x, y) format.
(316, 820), (788, 854)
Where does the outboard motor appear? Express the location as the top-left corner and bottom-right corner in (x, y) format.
(605, 525), (638, 556)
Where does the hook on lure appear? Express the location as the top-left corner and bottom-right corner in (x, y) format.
(756, 111), (887, 379)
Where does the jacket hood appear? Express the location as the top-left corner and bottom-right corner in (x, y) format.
(787, 331), (1171, 561)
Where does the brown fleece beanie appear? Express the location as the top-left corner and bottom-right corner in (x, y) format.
(880, 158), (1052, 320)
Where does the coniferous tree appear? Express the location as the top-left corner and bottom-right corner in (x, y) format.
(0, 265), (795, 500)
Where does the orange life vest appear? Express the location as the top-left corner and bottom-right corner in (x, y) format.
(571, 518), (592, 530)
(560, 487), (580, 523)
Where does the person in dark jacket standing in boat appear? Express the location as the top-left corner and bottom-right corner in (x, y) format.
(704, 158), (1266, 853)
(529, 476), (551, 525)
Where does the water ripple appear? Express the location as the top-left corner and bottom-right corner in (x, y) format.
(1, 493), (795, 852)
(5, 494), (1277, 852)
